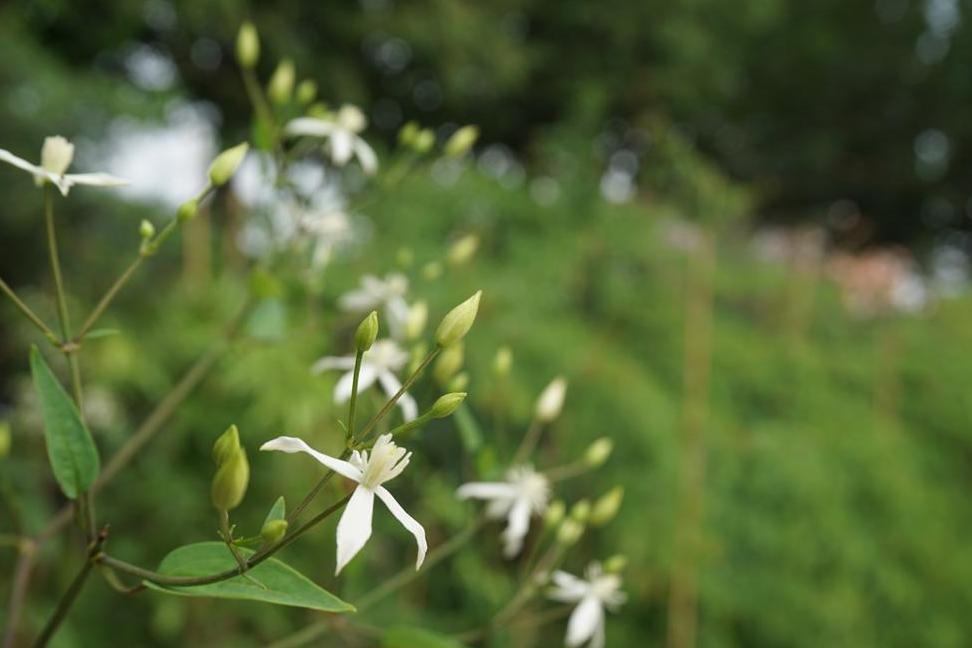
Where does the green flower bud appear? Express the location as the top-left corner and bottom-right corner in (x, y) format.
(435, 291), (482, 347)
(556, 518), (584, 546)
(544, 500), (566, 528)
(590, 487), (624, 526)
(177, 198), (199, 222)
(296, 79), (318, 105)
(535, 376), (567, 423)
(355, 311), (379, 353)
(139, 219), (156, 240)
(434, 342), (464, 385)
(604, 554), (628, 573)
(414, 128), (435, 154)
(584, 437), (614, 467)
(212, 424), (242, 465)
(236, 22), (260, 68)
(211, 447), (249, 511)
(430, 392), (467, 418)
(209, 142), (249, 187)
(404, 301), (428, 340)
(444, 125), (479, 157)
(447, 234), (479, 266)
(398, 121), (419, 147)
(396, 247), (415, 268)
(570, 499), (591, 523)
(308, 102), (331, 119)
(422, 261), (443, 280)
(448, 372), (469, 392)
(260, 518), (289, 545)
(0, 421), (11, 459)
(493, 346), (513, 377)
(267, 59), (295, 105)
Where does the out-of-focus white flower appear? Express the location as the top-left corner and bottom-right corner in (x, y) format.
(547, 562), (626, 648)
(535, 376), (568, 423)
(285, 105), (378, 175)
(312, 339), (418, 421)
(457, 465), (549, 557)
(260, 434), (426, 574)
(0, 136), (128, 196)
(339, 274), (410, 339)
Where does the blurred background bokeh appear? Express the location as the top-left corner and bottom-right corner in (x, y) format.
(2, 0), (972, 646)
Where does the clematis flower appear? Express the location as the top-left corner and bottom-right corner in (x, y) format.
(547, 562), (626, 648)
(338, 274), (410, 339)
(285, 105), (378, 175)
(457, 465), (550, 557)
(260, 434), (427, 574)
(312, 339), (418, 421)
(0, 136), (127, 196)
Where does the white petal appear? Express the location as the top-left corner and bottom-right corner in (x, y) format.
(502, 497), (533, 558)
(591, 620), (606, 648)
(376, 371), (417, 422)
(376, 486), (427, 570)
(565, 596), (603, 647)
(548, 572), (588, 603)
(353, 138), (378, 175)
(335, 486), (374, 574)
(456, 482), (517, 501)
(330, 131), (353, 165)
(385, 296), (410, 339)
(259, 436), (362, 482)
(310, 355), (357, 374)
(334, 365), (378, 404)
(285, 117), (336, 138)
(0, 149), (45, 176)
(64, 172), (129, 188)
(338, 288), (380, 312)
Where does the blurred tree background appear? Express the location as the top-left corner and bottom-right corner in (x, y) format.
(2, 0), (972, 647)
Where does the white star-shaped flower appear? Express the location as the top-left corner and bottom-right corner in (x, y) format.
(0, 136), (128, 196)
(260, 434), (427, 574)
(547, 562), (626, 648)
(457, 465), (550, 557)
(285, 105), (378, 175)
(312, 339), (418, 421)
(338, 274), (410, 339)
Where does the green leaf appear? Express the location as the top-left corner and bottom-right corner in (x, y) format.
(454, 403), (483, 452)
(144, 542), (354, 613)
(263, 496), (286, 527)
(246, 298), (287, 341)
(383, 626), (467, 648)
(29, 346), (100, 499)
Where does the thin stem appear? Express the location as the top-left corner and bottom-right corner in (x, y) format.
(75, 256), (142, 341)
(346, 350), (364, 440)
(386, 411), (433, 440)
(544, 459), (592, 482)
(454, 605), (572, 643)
(286, 451), (348, 524)
(0, 277), (61, 345)
(356, 348), (439, 443)
(512, 418), (543, 465)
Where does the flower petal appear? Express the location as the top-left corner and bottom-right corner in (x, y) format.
(0, 149), (45, 176)
(335, 485), (375, 574)
(285, 117), (336, 138)
(65, 172), (129, 188)
(502, 497), (533, 558)
(330, 131), (354, 165)
(311, 355), (357, 374)
(456, 482), (517, 501)
(376, 371), (417, 422)
(565, 596), (603, 647)
(548, 571), (588, 603)
(334, 364), (378, 404)
(376, 486), (427, 570)
(259, 436), (362, 482)
(353, 138), (378, 175)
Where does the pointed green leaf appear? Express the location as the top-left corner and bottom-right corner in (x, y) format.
(454, 403), (483, 452)
(262, 496), (286, 527)
(29, 346), (100, 498)
(383, 626), (467, 648)
(144, 542), (354, 613)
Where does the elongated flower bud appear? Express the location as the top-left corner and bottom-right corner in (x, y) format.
(434, 342), (464, 385)
(268, 59), (295, 105)
(211, 447), (249, 511)
(296, 80), (317, 105)
(398, 121), (419, 146)
(535, 376), (567, 423)
(405, 301), (428, 340)
(209, 142), (249, 186)
(414, 129), (435, 153)
(0, 421), (10, 459)
(570, 499), (591, 523)
(430, 392), (467, 418)
(544, 500), (565, 528)
(260, 518), (289, 545)
(444, 125), (479, 157)
(422, 261), (443, 280)
(177, 198), (199, 222)
(590, 487), (624, 526)
(493, 346), (513, 377)
(236, 22), (259, 68)
(435, 291), (482, 347)
(604, 554), (628, 573)
(355, 311), (379, 353)
(584, 437), (613, 467)
(556, 518), (584, 546)
(212, 424), (241, 465)
(448, 372), (469, 392)
(447, 234), (479, 266)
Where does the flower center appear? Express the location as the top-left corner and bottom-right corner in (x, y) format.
(41, 136), (74, 175)
(359, 434), (409, 489)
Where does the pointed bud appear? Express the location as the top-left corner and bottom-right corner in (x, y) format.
(544, 500), (566, 528)
(236, 22), (260, 68)
(493, 346), (513, 377)
(447, 234), (479, 266)
(590, 487), (624, 526)
(139, 219), (156, 240)
(430, 392), (467, 418)
(556, 518), (584, 546)
(396, 247), (415, 268)
(211, 447), (249, 511)
(448, 372), (469, 392)
(177, 198), (199, 222)
(444, 125), (479, 157)
(0, 421), (10, 459)
(260, 518), (289, 545)
(435, 291), (482, 347)
(404, 301), (428, 340)
(398, 121), (419, 146)
(570, 499), (591, 523)
(296, 80), (318, 105)
(212, 424), (241, 465)
(413, 129), (435, 153)
(355, 311), (379, 353)
(268, 59), (295, 105)
(209, 143), (249, 187)
(434, 342), (464, 385)
(535, 376), (567, 423)
(584, 437), (613, 467)
(604, 554), (628, 573)
(422, 261), (443, 280)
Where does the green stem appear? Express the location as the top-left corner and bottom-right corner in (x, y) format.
(346, 351), (364, 440)
(0, 277), (61, 345)
(544, 459), (592, 482)
(511, 418), (543, 465)
(356, 348), (439, 443)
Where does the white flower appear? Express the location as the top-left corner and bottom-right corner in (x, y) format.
(338, 274), (411, 339)
(0, 136), (128, 196)
(312, 339), (418, 421)
(548, 562), (626, 648)
(260, 434), (427, 574)
(457, 465), (550, 557)
(285, 105), (378, 175)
